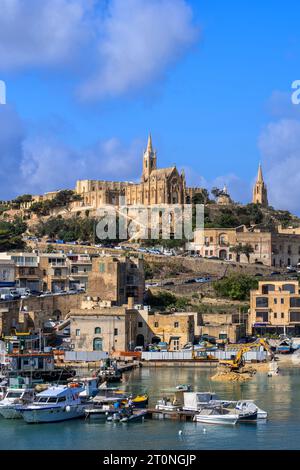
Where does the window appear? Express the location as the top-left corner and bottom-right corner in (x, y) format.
(281, 298), (284, 304)
(274, 299), (277, 304)
(99, 263), (105, 273)
(114, 328), (118, 336)
(138, 322), (143, 328)
(256, 297), (268, 308)
(283, 284), (295, 294)
(93, 338), (103, 351)
(75, 329), (80, 337)
(94, 327), (101, 334)
(274, 312), (277, 319)
(174, 322), (179, 328)
(281, 313), (284, 319)
(290, 311), (300, 322)
(154, 322), (159, 328)
(290, 298), (300, 308)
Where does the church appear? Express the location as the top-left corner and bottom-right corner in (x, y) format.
(74, 135), (203, 210)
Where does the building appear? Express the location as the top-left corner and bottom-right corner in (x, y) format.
(188, 224), (300, 267)
(39, 253), (69, 292)
(87, 255), (145, 305)
(252, 163), (268, 207)
(69, 298), (138, 353)
(216, 185), (232, 205)
(200, 312), (247, 343)
(136, 310), (195, 350)
(70, 135), (204, 211)
(249, 280), (300, 335)
(66, 253), (92, 290)
(0, 260), (15, 288)
(0, 253), (41, 291)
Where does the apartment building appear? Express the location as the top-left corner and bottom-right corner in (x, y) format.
(0, 253), (41, 291)
(39, 253), (69, 292)
(0, 260), (15, 288)
(249, 280), (300, 335)
(66, 253), (92, 290)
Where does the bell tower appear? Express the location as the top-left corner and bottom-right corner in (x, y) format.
(252, 163), (268, 207)
(142, 134), (157, 182)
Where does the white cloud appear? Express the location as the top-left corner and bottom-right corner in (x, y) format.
(79, 0), (199, 100)
(258, 118), (300, 213)
(0, 0), (199, 99)
(0, 0), (89, 70)
(183, 165), (250, 203)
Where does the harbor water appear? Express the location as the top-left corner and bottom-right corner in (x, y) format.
(1, 366), (300, 450)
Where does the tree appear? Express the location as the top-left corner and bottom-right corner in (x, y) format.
(192, 189), (210, 205)
(241, 243), (254, 263)
(211, 187), (223, 199)
(213, 275), (258, 301)
(229, 244), (243, 262)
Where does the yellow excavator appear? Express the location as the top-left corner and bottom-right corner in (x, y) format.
(218, 338), (274, 371)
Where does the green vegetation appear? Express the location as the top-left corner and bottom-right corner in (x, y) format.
(204, 204), (264, 229)
(28, 190), (82, 216)
(0, 218), (27, 251)
(34, 216), (97, 242)
(147, 291), (190, 310)
(213, 274), (258, 301)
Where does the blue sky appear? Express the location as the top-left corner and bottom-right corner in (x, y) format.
(1, 0), (300, 212)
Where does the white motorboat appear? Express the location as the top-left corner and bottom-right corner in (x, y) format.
(85, 396), (126, 420)
(20, 384), (85, 423)
(0, 388), (35, 419)
(194, 407), (238, 425)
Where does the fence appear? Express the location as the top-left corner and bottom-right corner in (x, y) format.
(141, 349), (267, 362)
(64, 351), (108, 362)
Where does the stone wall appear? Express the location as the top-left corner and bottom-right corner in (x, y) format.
(0, 293), (83, 335)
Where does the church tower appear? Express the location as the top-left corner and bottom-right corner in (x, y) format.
(142, 134), (157, 182)
(252, 163), (268, 207)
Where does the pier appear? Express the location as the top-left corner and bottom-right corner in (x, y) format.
(145, 408), (196, 421)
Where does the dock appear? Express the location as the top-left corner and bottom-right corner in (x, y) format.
(145, 408), (196, 421)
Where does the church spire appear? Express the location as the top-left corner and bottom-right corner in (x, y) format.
(147, 133), (153, 153)
(252, 163), (268, 207)
(257, 163), (263, 183)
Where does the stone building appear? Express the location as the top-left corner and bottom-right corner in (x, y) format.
(216, 185), (232, 205)
(249, 280), (300, 336)
(69, 298), (138, 353)
(87, 255), (145, 305)
(188, 224), (300, 267)
(252, 163), (268, 207)
(72, 135), (204, 211)
(200, 312), (247, 343)
(135, 310), (195, 351)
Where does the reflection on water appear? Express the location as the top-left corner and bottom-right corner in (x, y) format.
(1, 367), (300, 450)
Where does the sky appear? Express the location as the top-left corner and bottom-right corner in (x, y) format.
(1, 0), (300, 213)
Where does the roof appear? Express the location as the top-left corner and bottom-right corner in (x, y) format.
(150, 167), (176, 179)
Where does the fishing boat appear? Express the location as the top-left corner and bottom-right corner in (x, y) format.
(0, 387), (35, 419)
(20, 383), (86, 423)
(193, 406), (238, 425)
(126, 394), (148, 408)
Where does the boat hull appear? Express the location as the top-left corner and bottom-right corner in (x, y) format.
(194, 414), (238, 425)
(0, 406), (22, 419)
(21, 405), (85, 423)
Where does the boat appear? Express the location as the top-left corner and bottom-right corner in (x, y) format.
(223, 400), (268, 420)
(85, 396), (126, 420)
(276, 338), (292, 354)
(127, 394), (148, 408)
(0, 387), (35, 419)
(19, 383), (86, 423)
(233, 401), (258, 421)
(119, 409), (147, 423)
(193, 406), (238, 425)
(107, 409), (147, 423)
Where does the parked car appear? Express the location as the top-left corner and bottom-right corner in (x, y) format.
(163, 281), (175, 286)
(271, 271), (281, 276)
(184, 279), (196, 284)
